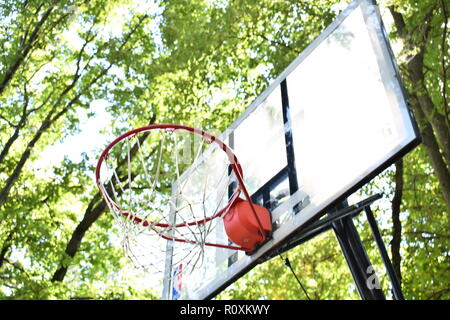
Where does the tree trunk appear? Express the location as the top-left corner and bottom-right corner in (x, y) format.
(411, 99), (450, 210)
(52, 194), (106, 281)
(388, 5), (450, 213)
(391, 159), (403, 284)
(0, 5), (55, 96)
(407, 53), (450, 168)
(0, 230), (14, 269)
(52, 118), (155, 282)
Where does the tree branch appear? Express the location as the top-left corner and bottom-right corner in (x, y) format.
(390, 159), (403, 285)
(52, 116), (156, 282)
(388, 6), (406, 37)
(439, 0), (449, 131)
(0, 12), (139, 206)
(388, 5), (450, 213)
(0, 3), (56, 97)
(0, 83), (31, 165)
(406, 230), (450, 240)
(0, 228), (15, 269)
(410, 96), (450, 212)
(427, 287), (450, 300)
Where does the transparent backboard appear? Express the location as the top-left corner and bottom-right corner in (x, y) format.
(163, 0), (420, 300)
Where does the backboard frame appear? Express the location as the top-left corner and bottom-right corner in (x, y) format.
(164, 0), (421, 300)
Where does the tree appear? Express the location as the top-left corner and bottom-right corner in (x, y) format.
(383, 0), (449, 298)
(0, 0), (448, 300)
(0, 0), (163, 298)
(388, 0), (449, 211)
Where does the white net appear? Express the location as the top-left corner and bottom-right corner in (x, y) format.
(97, 127), (241, 276)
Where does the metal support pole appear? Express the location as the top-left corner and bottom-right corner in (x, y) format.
(364, 206), (405, 300)
(264, 195), (404, 300)
(330, 201), (386, 300)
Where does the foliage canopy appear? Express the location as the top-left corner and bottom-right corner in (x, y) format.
(0, 0), (448, 299)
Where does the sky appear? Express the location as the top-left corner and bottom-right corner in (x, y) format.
(32, 99), (113, 180)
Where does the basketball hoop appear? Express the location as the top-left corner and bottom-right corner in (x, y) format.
(95, 124), (271, 274)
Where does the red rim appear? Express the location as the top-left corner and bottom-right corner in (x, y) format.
(96, 124), (267, 250)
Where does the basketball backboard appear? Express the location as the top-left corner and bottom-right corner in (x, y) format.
(159, 0), (420, 300)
